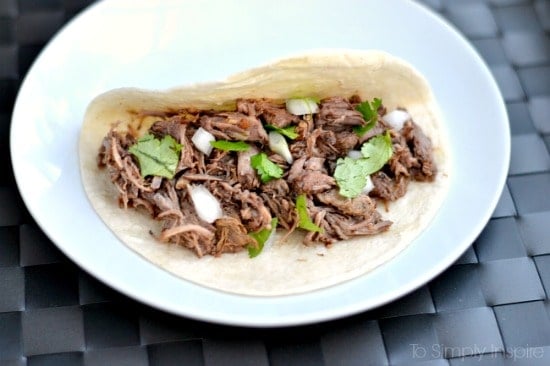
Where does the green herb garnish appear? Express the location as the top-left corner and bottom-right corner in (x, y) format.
(333, 157), (373, 198)
(210, 140), (251, 151)
(334, 131), (393, 198)
(128, 134), (182, 179)
(265, 125), (299, 140)
(353, 97), (382, 137)
(296, 194), (323, 233)
(248, 218), (278, 258)
(360, 131), (393, 172)
(250, 152), (284, 183)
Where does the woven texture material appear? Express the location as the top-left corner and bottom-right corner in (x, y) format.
(1, 0), (550, 365)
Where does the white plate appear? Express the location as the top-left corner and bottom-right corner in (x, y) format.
(10, 0), (509, 327)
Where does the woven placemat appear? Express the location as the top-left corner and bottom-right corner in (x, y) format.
(1, 0), (549, 365)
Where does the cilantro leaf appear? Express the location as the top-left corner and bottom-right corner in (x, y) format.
(250, 152), (284, 183)
(248, 218), (278, 258)
(354, 97), (382, 137)
(333, 157), (372, 198)
(210, 140), (250, 151)
(334, 131), (393, 198)
(265, 124), (299, 140)
(353, 119), (377, 136)
(296, 194), (323, 233)
(128, 134), (182, 179)
(360, 130), (393, 174)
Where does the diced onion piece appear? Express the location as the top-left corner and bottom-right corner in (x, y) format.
(191, 127), (215, 156)
(382, 109), (410, 131)
(263, 225), (277, 251)
(347, 150), (363, 159)
(362, 175), (375, 194)
(188, 184), (223, 223)
(268, 131), (293, 164)
(286, 97), (319, 115)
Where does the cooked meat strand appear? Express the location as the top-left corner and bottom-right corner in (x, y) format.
(295, 114), (314, 140)
(358, 119), (390, 143)
(254, 99), (300, 128)
(150, 118), (183, 141)
(370, 171), (409, 201)
(207, 181), (241, 219)
(306, 129), (338, 158)
(260, 179), (298, 230)
(98, 129), (150, 209)
(306, 128), (358, 160)
(303, 199), (392, 245)
(316, 96), (365, 129)
(236, 190), (272, 232)
(159, 224), (214, 243)
(401, 121), (437, 181)
(205, 150), (238, 184)
(238, 98), (301, 128)
(288, 156), (335, 194)
(214, 217), (257, 255)
(316, 189), (378, 217)
(200, 112), (268, 143)
(180, 174), (223, 182)
(236, 99), (257, 116)
(334, 131), (359, 154)
(389, 132), (418, 177)
(289, 140), (307, 160)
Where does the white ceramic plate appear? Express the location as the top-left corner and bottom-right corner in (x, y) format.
(11, 0), (509, 327)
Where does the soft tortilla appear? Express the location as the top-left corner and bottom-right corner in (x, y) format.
(79, 49), (451, 296)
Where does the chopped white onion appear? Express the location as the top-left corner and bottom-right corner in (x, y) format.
(263, 225), (277, 251)
(188, 184), (223, 223)
(191, 127), (215, 156)
(382, 109), (410, 131)
(286, 98), (319, 115)
(362, 175), (375, 194)
(347, 150), (363, 159)
(268, 131), (293, 164)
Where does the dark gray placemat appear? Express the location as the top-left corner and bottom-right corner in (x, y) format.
(1, 0), (549, 365)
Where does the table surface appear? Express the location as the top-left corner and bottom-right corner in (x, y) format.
(1, 0), (550, 365)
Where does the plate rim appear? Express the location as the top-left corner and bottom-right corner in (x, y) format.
(9, 0), (510, 327)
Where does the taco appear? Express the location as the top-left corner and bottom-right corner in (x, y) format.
(79, 49), (450, 296)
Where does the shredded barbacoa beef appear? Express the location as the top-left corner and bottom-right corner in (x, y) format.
(98, 97), (438, 257)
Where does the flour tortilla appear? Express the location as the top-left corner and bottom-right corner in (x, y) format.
(79, 49), (451, 296)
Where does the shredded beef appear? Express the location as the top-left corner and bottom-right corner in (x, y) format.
(316, 189), (378, 217)
(97, 95), (438, 256)
(200, 112), (268, 143)
(214, 217), (257, 255)
(358, 120), (389, 143)
(235, 190), (273, 232)
(316, 96), (365, 129)
(150, 118), (184, 141)
(288, 156), (335, 194)
(370, 171), (409, 201)
(401, 121), (437, 181)
(240, 98), (300, 128)
(260, 179), (298, 230)
(205, 150), (238, 184)
(303, 197), (392, 245)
